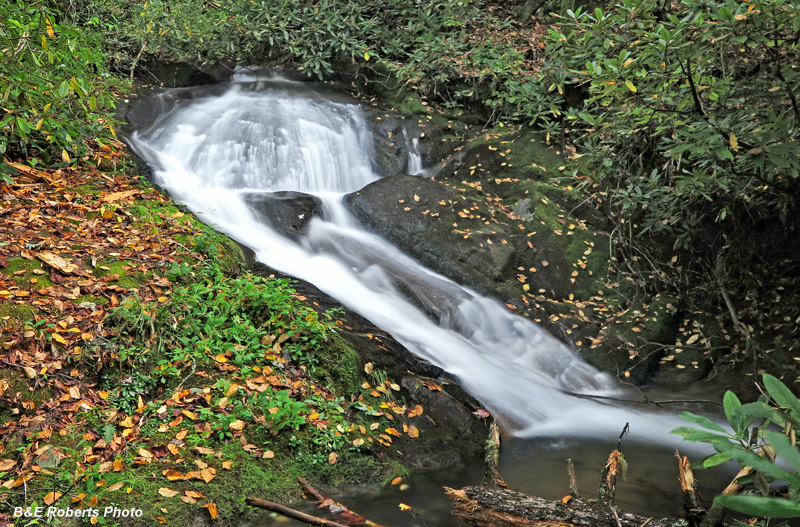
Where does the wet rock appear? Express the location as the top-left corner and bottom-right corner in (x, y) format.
(345, 174), (516, 294)
(242, 191), (323, 241)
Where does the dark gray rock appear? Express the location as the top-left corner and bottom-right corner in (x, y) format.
(242, 191), (323, 241)
(345, 174), (516, 295)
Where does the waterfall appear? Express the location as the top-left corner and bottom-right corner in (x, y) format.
(128, 79), (690, 442)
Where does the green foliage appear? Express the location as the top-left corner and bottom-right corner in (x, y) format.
(0, 1), (121, 170)
(541, 0), (799, 253)
(674, 374), (800, 518)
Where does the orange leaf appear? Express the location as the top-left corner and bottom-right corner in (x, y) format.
(328, 452), (338, 465)
(44, 491), (62, 505)
(407, 425), (420, 438)
(163, 469), (185, 481)
(203, 503), (218, 520)
(385, 428), (400, 437)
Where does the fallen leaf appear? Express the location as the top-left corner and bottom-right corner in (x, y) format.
(106, 482), (125, 492)
(100, 190), (139, 203)
(328, 452), (338, 465)
(158, 487), (180, 498)
(163, 469), (185, 481)
(228, 420), (245, 431)
(407, 425), (420, 438)
(37, 252), (78, 274)
(44, 491), (62, 505)
(203, 503), (218, 520)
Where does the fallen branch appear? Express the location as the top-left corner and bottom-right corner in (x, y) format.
(297, 477), (387, 527)
(245, 497), (349, 527)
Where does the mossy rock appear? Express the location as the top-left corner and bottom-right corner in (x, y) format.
(585, 294), (680, 384)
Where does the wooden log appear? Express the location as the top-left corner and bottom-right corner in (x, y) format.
(446, 486), (687, 527)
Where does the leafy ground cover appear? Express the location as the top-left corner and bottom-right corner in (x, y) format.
(0, 154), (425, 526)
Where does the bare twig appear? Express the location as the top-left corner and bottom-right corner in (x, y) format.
(246, 497), (349, 527)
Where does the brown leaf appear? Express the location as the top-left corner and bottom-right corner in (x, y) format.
(328, 452), (338, 465)
(407, 425), (420, 438)
(0, 459), (15, 471)
(185, 490), (204, 499)
(158, 487), (180, 498)
(106, 482), (125, 492)
(100, 190), (139, 203)
(37, 252), (78, 274)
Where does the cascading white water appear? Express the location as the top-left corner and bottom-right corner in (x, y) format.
(129, 79), (693, 442)
(401, 126), (424, 175)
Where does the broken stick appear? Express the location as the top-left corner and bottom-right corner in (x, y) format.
(245, 497), (349, 527)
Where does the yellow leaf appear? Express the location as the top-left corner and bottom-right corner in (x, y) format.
(625, 80), (637, 93)
(228, 420), (245, 431)
(385, 427), (400, 437)
(407, 425), (420, 438)
(686, 334), (700, 345)
(62, 150), (70, 163)
(729, 132), (739, 152)
(364, 51), (370, 61)
(52, 333), (67, 345)
(399, 503), (412, 511)
(158, 487), (180, 498)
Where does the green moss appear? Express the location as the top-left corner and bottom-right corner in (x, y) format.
(74, 295), (110, 306)
(92, 259), (147, 289)
(0, 258), (55, 289)
(0, 304), (38, 332)
(314, 333), (361, 396)
(82, 440), (392, 527)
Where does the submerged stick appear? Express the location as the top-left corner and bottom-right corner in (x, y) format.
(297, 476), (389, 527)
(245, 497), (349, 527)
(483, 420), (506, 487)
(676, 451), (705, 526)
(567, 458), (579, 497)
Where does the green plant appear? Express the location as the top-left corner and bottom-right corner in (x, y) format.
(673, 374), (800, 518)
(0, 0), (122, 171)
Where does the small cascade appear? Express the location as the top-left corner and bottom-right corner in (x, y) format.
(401, 125), (424, 175)
(128, 78), (693, 443)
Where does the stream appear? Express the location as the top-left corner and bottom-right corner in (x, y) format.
(127, 74), (732, 524)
